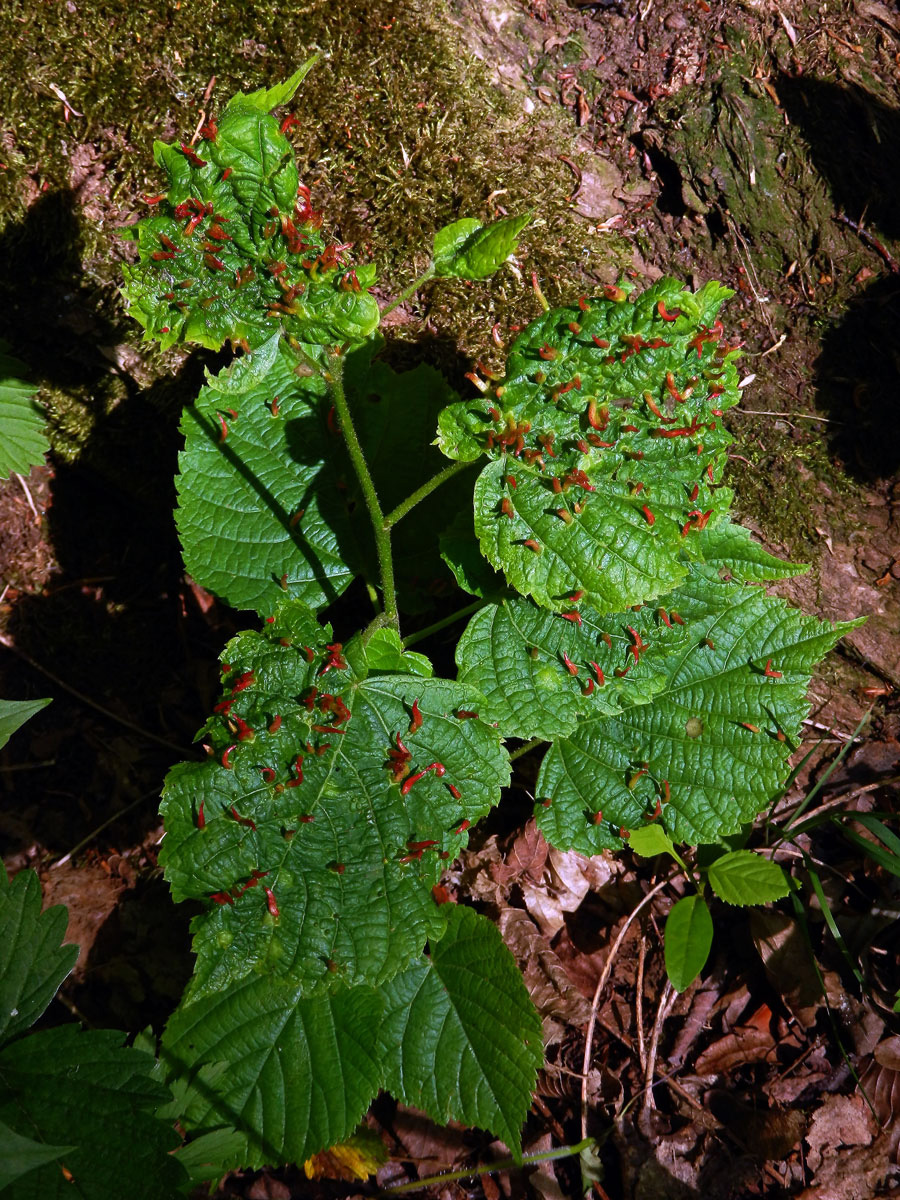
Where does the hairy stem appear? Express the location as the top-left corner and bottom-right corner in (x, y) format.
(402, 599), (486, 649)
(383, 459), (471, 528)
(509, 736), (545, 763)
(380, 263), (437, 319)
(328, 356), (398, 630)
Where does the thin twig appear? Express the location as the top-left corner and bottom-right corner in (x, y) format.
(635, 935), (647, 1075)
(50, 786), (161, 867)
(641, 981), (674, 1116)
(15, 473), (40, 522)
(836, 213), (899, 272)
(581, 876), (671, 1139)
(0, 632), (193, 757)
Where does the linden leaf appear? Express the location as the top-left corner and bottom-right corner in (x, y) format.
(456, 595), (690, 741)
(437, 278), (741, 612)
(160, 604), (509, 1001)
(378, 906), (542, 1156)
(433, 214), (530, 280)
(535, 566), (862, 852)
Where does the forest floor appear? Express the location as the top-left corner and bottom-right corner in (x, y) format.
(1, 0), (899, 1196)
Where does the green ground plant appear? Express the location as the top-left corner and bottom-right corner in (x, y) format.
(113, 67), (862, 1173)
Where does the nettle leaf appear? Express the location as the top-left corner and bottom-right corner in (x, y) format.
(433, 213), (531, 280)
(175, 341), (362, 616)
(163, 974), (382, 1170)
(0, 869), (77, 1045)
(121, 74), (378, 353)
(378, 905), (542, 1156)
(0, 344), (48, 481)
(664, 894), (713, 993)
(436, 279), (741, 612)
(707, 850), (789, 905)
(535, 566), (863, 853)
(160, 604), (509, 1001)
(456, 595), (691, 742)
(0, 1026), (183, 1200)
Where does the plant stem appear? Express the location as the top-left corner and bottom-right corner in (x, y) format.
(375, 1138), (596, 1196)
(380, 264), (436, 319)
(509, 736), (545, 763)
(383, 459), (471, 528)
(328, 356), (398, 630)
(402, 599), (486, 648)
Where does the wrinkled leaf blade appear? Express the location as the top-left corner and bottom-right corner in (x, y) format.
(0, 1026), (183, 1200)
(0, 869), (77, 1044)
(378, 906), (542, 1156)
(163, 975), (382, 1170)
(535, 568), (861, 853)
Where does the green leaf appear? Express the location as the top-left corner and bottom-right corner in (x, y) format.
(627, 823), (686, 868)
(0, 697), (51, 752)
(0, 870), (77, 1045)
(175, 343), (359, 615)
(360, 629), (433, 678)
(171, 1128), (249, 1185)
(378, 905), (542, 1156)
(432, 213), (530, 280)
(0, 1026), (183, 1199)
(0, 346), (48, 481)
(222, 58), (320, 116)
(697, 519), (808, 583)
(176, 340), (474, 618)
(0, 1120), (75, 1194)
(120, 77), (378, 353)
(437, 279), (742, 612)
(664, 895), (713, 992)
(160, 607), (509, 1001)
(535, 566), (861, 853)
(163, 975), (383, 1169)
(456, 595), (690, 741)
(707, 850), (789, 905)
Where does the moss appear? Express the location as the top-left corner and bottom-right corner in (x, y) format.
(0, 0), (630, 461)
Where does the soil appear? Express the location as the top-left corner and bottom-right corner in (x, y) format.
(1, 0), (899, 1196)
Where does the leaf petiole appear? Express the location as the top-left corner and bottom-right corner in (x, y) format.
(383, 459), (471, 529)
(328, 356), (399, 630)
(380, 264), (437, 319)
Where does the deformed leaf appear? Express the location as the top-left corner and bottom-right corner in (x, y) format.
(163, 974), (383, 1170)
(707, 850), (789, 905)
(436, 278), (743, 612)
(0, 869), (77, 1045)
(535, 566), (862, 853)
(664, 894), (713, 992)
(121, 74), (378, 353)
(456, 595), (690, 742)
(378, 905), (542, 1156)
(433, 213), (530, 280)
(160, 605), (509, 1000)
